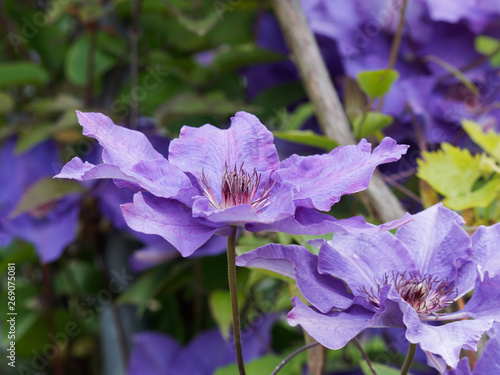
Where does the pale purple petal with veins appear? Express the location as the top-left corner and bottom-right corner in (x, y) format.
(168, 111), (280, 203)
(287, 296), (374, 350)
(236, 244), (353, 312)
(402, 301), (493, 368)
(317, 233), (417, 298)
(121, 193), (224, 257)
(279, 137), (408, 211)
(395, 203), (471, 282)
(246, 206), (413, 235)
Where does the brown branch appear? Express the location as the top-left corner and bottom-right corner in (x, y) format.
(129, 0), (142, 129)
(271, 0), (406, 222)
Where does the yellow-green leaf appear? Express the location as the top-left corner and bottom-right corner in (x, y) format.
(417, 143), (481, 198)
(357, 69), (399, 98)
(273, 130), (338, 151)
(209, 290), (245, 340)
(462, 120), (500, 161)
(353, 111), (393, 138)
(475, 35), (500, 66)
(444, 177), (500, 210)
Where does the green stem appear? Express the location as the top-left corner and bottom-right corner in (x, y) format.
(400, 343), (417, 375)
(227, 226), (246, 375)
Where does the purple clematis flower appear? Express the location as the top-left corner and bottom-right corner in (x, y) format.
(0, 138), (80, 263)
(55, 111), (411, 257)
(128, 315), (276, 375)
(236, 204), (500, 368)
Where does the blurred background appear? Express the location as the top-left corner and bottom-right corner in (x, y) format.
(0, 0), (499, 374)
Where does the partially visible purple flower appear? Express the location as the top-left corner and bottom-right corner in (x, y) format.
(128, 315), (276, 375)
(444, 324), (500, 375)
(0, 138), (80, 263)
(56, 111), (411, 257)
(236, 204), (499, 368)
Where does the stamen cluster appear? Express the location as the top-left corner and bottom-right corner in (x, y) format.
(200, 164), (275, 213)
(362, 272), (457, 315)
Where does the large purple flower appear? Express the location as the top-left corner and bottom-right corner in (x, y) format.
(55, 111), (411, 257)
(236, 204), (500, 368)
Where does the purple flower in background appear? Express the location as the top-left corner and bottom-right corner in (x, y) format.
(56, 111), (411, 257)
(128, 315), (276, 375)
(0, 138), (81, 263)
(237, 204), (500, 368)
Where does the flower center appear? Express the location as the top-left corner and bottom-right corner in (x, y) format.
(200, 163), (276, 212)
(362, 272), (457, 315)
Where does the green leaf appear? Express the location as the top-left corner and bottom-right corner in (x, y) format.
(273, 130), (338, 151)
(0, 241), (37, 273)
(462, 120), (500, 161)
(252, 81), (306, 113)
(282, 103), (315, 131)
(155, 92), (259, 124)
(9, 178), (85, 219)
(65, 34), (116, 86)
(53, 260), (102, 296)
(357, 69), (399, 98)
(212, 47), (284, 71)
(215, 352), (306, 375)
(15, 110), (79, 153)
(475, 35), (500, 67)
(116, 264), (168, 315)
(417, 143), (481, 197)
(0, 62), (49, 87)
(0, 91), (14, 114)
(208, 289), (245, 340)
(353, 111), (393, 138)
(360, 360), (404, 375)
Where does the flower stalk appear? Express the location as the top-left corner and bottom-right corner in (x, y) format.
(400, 343), (417, 375)
(227, 225), (246, 375)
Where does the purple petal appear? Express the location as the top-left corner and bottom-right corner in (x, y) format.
(395, 204), (471, 282)
(56, 157), (195, 203)
(246, 206), (413, 235)
(236, 244), (353, 312)
(471, 223), (500, 275)
(168, 111), (280, 202)
(2, 196), (80, 263)
(121, 193), (223, 257)
(129, 235), (180, 272)
(444, 358), (472, 375)
(287, 296), (374, 350)
(423, 0), (474, 23)
(191, 184), (295, 226)
(473, 333), (500, 375)
(169, 329), (233, 374)
(402, 304), (493, 368)
(317, 233), (417, 298)
(77, 111), (162, 166)
(461, 271), (500, 321)
(129, 332), (181, 375)
(57, 112), (193, 201)
(279, 137), (408, 211)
